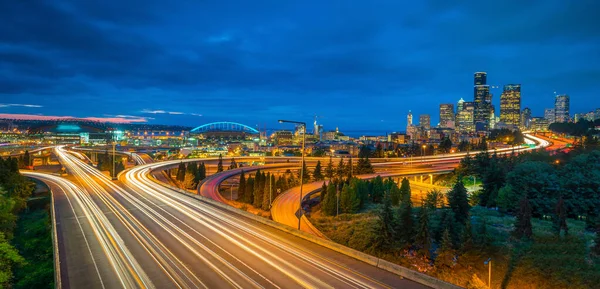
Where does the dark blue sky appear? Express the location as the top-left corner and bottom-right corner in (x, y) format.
(1, 1), (599, 134)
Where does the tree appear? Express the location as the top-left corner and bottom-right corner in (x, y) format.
(461, 217), (474, 252)
(396, 191), (414, 246)
(374, 190), (395, 250)
(336, 158), (346, 178)
(176, 162), (186, 182)
(371, 176), (385, 203)
(477, 217), (491, 247)
(187, 162), (198, 184)
(415, 208), (432, 259)
(298, 161), (311, 183)
(23, 150), (30, 167)
(346, 157), (353, 179)
(0, 232), (24, 288)
(390, 180), (401, 206)
(553, 197), (568, 236)
(217, 154), (224, 173)
(375, 143), (384, 158)
(439, 137), (452, 154)
(180, 172), (195, 190)
(424, 189), (445, 210)
(244, 177), (254, 204)
(253, 171), (264, 208)
(195, 163), (206, 182)
(447, 177), (470, 225)
(513, 197), (533, 240)
(322, 181), (337, 216)
(593, 225), (600, 256)
(399, 178), (411, 203)
(340, 183), (360, 214)
(238, 170), (246, 201)
(313, 160), (323, 181)
(435, 229), (455, 268)
(325, 156), (335, 179)
(229, 158), (238, 170)
(356, 152), (374, 174)
(262, 174), (273, 211)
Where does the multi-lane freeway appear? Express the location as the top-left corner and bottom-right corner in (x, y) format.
(35, 146), (430, 288)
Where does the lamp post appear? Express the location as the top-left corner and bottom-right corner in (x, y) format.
(112, 139), (117, 180)
(422, 144), (427, 162)
(279, 119), (306, 230)
(484, 258), (492, 288)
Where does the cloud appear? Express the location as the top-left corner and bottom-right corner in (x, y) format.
(0, 113), (147, 124)
(0, 103), (43, 108)
(141, 109), (202, 116)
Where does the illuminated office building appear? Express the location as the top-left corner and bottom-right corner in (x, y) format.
(473, 72), (491, 131)
(500, 84), (521, 127)
(439, 104), (455, 128)
(554, 94), (570, 123)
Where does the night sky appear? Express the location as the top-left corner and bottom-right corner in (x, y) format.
(1, 1), (599, 135)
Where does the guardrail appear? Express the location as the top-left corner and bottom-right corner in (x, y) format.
(147, 173), (462, 289)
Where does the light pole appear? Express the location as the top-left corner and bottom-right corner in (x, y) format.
(279, 119), (306, 230)
(422, 144), (427, 162)
(112, 140), (117, 180)
(484, 258), (492, 289)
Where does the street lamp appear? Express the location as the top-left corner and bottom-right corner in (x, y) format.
(112, 139), (117, 180)
(422, 144), (427, 162)
(279, 119), (306, 230)
(484, 258), (492, 289)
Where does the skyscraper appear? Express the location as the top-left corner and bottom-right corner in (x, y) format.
(545, 108), (556, 124)
(457, 102), (475, 133)
(473, 72), (491, 131)
(419, 114), (431, 129)
(407, 110), (413, 126)
(457, 98), (465, 113)
(521, 107), (532, 129)
(474, 72), (487, 85)
(439, 104), (455, 128)
(500, 84), (521, 127)
(555, 94), (570, 123)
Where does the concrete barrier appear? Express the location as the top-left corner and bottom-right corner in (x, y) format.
(147, 174), (462, 289)
(50, 189), (62, 289)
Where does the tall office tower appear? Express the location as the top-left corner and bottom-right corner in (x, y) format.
(457, 102), (475, 133)
(439, 104), (455, 128)
(521, 107), (532, 129)
(554, 94), (570, 122)
(595, 108), (600, 120)
(474, 72), (487, 85)
(473, 72), (491, 131)
(544, 108), (556, 124)
(419, 114), (431, 129)
(457, 98), (465, 113)
(407, 110), (413, 126)
(500, 84), (522, 127)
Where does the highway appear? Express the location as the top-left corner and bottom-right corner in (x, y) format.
(122, 160), (430, 288)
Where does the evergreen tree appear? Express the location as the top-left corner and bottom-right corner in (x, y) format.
(313, 160), (324, 181)
(593, 225), (600, 256)
(187, 162), (198, 183)
(479, 136), (488, 151)
(374, 190), (395, 250)
(298, 161), (310, 183)
(477, 217), (491, 247)
(415, 208), (432, 259)
(253, 171), (264, 208)
(229, 158), (238, 170)
(23, 150), (30, 167)
(238, 170), (246, 201)
(340, 183), (360, 213)
(336, 158), (346, 178)
(322, 181), (337, 216)
(553, 196), (568, 236)
(435, 229), (455, 268)
(399, 178), (411, 203)
(199, 163), (207, 181)
(513, 197), (533, 240)
(244, 177), (254, 204)
(262, 173), (272, 210)
(325, 156), (335, 179)
(461, 217), (474, 252)
(396, 191), (414, 246)
(217, 154), (224, 173)
(176, 162), (186, 182)
(447, 177), (470, 225)
(371, 176), (385, 203)
(346, 157), (353, 179)
(390, 180), (401, 206)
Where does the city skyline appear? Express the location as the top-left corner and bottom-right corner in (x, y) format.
(1, 1), (599, 133)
